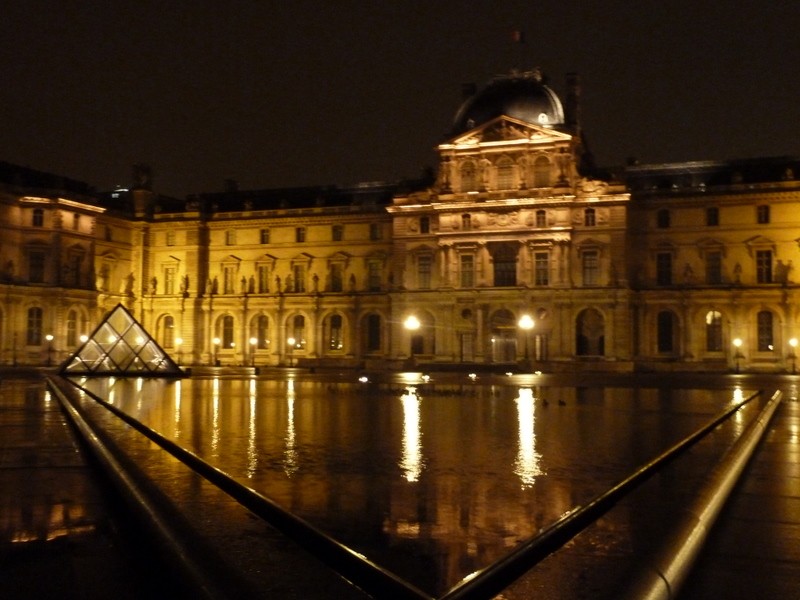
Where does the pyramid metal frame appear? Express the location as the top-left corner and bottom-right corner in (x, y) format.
(59, 303), (185, 377)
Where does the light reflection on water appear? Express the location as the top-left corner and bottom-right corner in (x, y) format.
(78, 376), (747, 595)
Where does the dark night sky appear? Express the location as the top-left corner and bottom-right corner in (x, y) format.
(3, 1), (799, 198)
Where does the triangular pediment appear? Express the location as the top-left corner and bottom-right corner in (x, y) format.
(445, 116), (573, 147)
(59, 303), (184, 377)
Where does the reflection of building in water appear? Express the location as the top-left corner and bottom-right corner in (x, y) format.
(399, 387), (423, 482)
(4, 67), (800, 372)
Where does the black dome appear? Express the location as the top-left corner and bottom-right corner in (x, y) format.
(452, 70), (565, 135)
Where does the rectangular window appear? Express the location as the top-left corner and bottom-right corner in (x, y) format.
(330, 263), (344, 292)
(534, 252), (549, 286)
(584, 208), (596, 227)
(223, 266), (237, 294)
(757, 205), (770, 224)
(535, 210), (546, 228)
(460, 255), (474, 288)
(656, 209), (670, 228)
(418, 255), (432, 289)
(368, 261), (381, 291)
(756, 250), (773, 283)
(166, 230), (176, 246)
(366, 314), (381, 352)
(32, 209), (44, 227)
(296, 227), (306, 243)
(225, 230), (237, 246)
(27, 308), (43, 346)
(462, 214), (472, 230)
(72, 213), (80, 230)
(257, 264), (270, 293)
(29, 250), (46, 283)
(706, 207), (719, 226)
(582, 250), (599, 286)
(164, 266), (176, 295)
(656, 252), (672, 286)
(260, 228), (270, 244)
(369, 223), (381, 240)
(293, 264), (305, 292)
(420, 217), (430, 234)
(332, 225), (343, 241)
(706, 251), (722, 284)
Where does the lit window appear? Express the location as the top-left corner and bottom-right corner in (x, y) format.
(705, 311), (723, 352)
(328, 314), (344, 350)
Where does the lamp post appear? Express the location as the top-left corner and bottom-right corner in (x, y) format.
(249, 337), (257, 367)
(733, 338), (743, 373)
(404, 315), (421, 367)
(287, 337), (296, 367)
(212, 337), (220, 366)
(789, 338), (798, 374)
(45, 334), (54, 366)
(175, 337), (183, 366)
(518, 314), (534, 366)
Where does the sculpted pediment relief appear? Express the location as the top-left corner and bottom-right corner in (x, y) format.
(447, 116), (572, 146)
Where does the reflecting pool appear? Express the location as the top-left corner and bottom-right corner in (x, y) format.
(77, 374), (755, 596)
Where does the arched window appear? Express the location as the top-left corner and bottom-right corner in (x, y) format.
(365, 314), (381, 353)
(757, 310), (774, 352)
(460, 161), (477, 192)
(27, 307), (43, 345)
(496, 158), (514, 190)
(255, 315), (269, 349)
(66, 310), (78, 347)
(576, 308), (605, 356)
(162, 315), (175, 348)
(533, 156), (551, 187)
(705, 311), (723, 352)
(291, 315), (306, 349)
(221, 315), (234, 348)
(327, 314), (344, 351)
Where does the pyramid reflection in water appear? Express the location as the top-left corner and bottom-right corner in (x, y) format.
(60, 303), (184, 377)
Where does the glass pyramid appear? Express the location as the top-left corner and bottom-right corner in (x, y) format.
(60, 303), (184, 377)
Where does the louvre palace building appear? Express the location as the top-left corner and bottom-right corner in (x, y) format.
(3, 67), (800, 373)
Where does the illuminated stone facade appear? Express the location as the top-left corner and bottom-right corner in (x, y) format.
(2, 69), (800, 372)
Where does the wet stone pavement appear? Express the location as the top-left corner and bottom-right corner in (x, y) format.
(0, 376), (185, 599)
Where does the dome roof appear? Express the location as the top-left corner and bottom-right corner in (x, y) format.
(452, 69), (565, 135)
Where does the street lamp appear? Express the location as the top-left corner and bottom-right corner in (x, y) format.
(518, 314), (534, 364)
(212, 337), (220, 366)
(249, 337), (258, 367)
(45, 334), (54, 366)
(404, 315), (421, 366)
(789, 338), (798, 374)
(287, 337), (296, 367)
(733, 338), (743, 373)
(175, 337), (183, 366)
